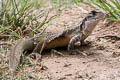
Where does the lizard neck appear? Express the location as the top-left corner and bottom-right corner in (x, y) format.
(83, 19), (100, 36)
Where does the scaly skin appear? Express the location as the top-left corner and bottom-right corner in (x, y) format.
(9, 9), (105, 72)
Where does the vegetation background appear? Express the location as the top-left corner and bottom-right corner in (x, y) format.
(0, 0), (120, 80)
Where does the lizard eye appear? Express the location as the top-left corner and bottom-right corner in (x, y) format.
(91, 10), (97, 16)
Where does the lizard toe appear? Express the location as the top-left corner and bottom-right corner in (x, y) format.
(81, 41), (91, 46)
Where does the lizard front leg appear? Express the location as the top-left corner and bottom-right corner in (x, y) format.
(68, 33), (88, 55)
(68, 34), (83, 54)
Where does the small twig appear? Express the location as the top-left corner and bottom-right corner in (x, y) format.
(0, 73), (9, 80)
(0, 35), (12, 39)
(51, 49), (64, 56)
(76, 49), (88, 56)
(32, 26), (47, 39)
(0, 42), (12, 46)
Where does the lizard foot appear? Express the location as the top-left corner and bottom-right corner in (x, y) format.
(81, 41), (91, 46)
(29, 52), (42, 61)
(70, 49), (88, 56)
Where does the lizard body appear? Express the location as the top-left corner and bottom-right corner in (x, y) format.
(9, 9), (105, 72)
(33, 9), (105, 53)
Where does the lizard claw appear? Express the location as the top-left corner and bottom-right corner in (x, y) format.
(81, 41), (91, 46)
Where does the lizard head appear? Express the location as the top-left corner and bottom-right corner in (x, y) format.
(82, 9), (105, 35)
(87, 9), (105, 21)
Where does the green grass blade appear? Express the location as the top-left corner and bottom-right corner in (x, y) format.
(102, 2), (118, 19)
(111, 0), (120, 10)
(90, 0), (106, 11)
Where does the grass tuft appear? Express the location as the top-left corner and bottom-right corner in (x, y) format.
(0, 0), (56, 38)
(89, 0), (120, 21)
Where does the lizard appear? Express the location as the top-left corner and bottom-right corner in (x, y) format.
(9, 9), (105, 73)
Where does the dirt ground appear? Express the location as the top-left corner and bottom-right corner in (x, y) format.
(38, 4), (120, 80)
(39, 22), (120, 80)
(1, 3), (120, 80)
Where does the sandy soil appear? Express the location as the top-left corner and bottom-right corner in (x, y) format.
(38, 22), (120, 80)
(37, 4), (120, 80)
(1, 3), (120, 80)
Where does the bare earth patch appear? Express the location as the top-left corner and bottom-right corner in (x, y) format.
(37, 5), (120, 80)
(37, 22), (120, 80)
(1, 4), (120, 80)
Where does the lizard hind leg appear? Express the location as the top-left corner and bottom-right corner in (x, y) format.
(30, 40), (47, 61)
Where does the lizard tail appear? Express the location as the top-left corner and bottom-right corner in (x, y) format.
(9, 40), (24, 73)
(9, 39), (34, 73)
